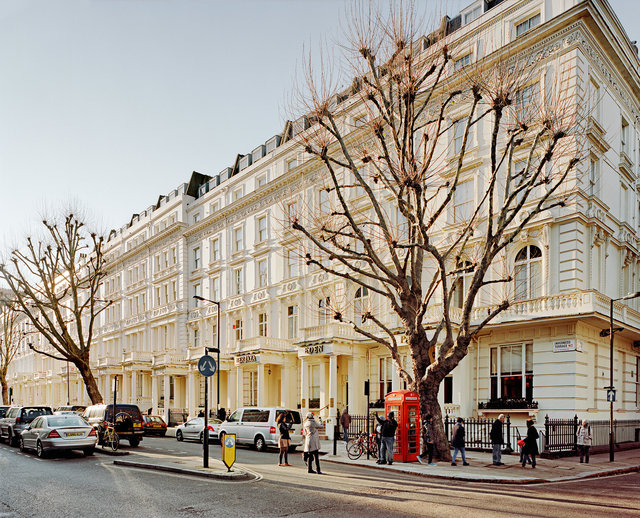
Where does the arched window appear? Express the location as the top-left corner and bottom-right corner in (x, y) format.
(514, 245), (542, 301)
(354, 287), (369, 323)
(453, 260), (474, 309)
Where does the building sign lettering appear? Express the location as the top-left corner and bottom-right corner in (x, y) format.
(304, 345), (324, 355)
(234, 354), (260, 366)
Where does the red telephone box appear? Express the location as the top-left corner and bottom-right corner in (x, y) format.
(384, 390), (420, 462)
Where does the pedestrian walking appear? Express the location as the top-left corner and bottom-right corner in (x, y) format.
(277, 412), (292, 467)
(576, 419), (592, 463)
(490, 414), (505, 466)
(197, 409), (204, 418)
(521, 419), (539, 469)
(340, 408), (351, 443)
(303, 412), (323, 474)
(376, 412), (398, 465)
(451, 417), (469, 466)
(217, 407), (227, 421)
(420, 414), (436, 466)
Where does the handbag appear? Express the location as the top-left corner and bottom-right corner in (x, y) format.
(517, 439), (525, 448)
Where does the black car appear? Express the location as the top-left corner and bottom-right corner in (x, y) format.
(0, 406), (54, 446)
(83, 404), (144, 447)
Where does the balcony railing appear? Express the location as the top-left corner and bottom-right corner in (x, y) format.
(235, 336), (294, 353)
(478, 398), (538, 410)
(122, 351), (152, 364)
(423, 290), (640, 331)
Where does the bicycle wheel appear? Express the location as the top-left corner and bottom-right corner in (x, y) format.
(107, 430), (119, 451)
(369, 439), (378, 459)
(346, 440), (363, 460)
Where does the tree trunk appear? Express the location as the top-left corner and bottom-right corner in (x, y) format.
(75, 357), (103, 404)
(0, 376), (8, 405)
(419, 377), (452, 462)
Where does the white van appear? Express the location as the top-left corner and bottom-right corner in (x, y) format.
(218, 408), (303, 452)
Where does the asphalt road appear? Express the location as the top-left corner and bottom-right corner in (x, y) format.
(1, 436), (638, 518)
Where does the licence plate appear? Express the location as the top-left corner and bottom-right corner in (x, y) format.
(67, 432), (83, 437)
(133, 423), (142, 428)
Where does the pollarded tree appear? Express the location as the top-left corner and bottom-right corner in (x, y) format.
(289, 3), (578, 459)
(0, 214), (110, 404)
(0, 294), (22, 404)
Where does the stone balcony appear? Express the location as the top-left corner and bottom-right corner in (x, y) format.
(151, 350), (186, 366)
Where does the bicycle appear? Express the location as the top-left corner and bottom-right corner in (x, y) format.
(101, 422), (119, 451)
(346, 431), (378, 460)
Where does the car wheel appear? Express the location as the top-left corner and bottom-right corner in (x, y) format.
(199, 432), (204, 444)
(254, 435), (266, 452)
(19, 437), (25, 452)
(160, 431), (166, 437)
(129, 438), (140, 448)
(219, 432), (225, 444)
(8, 431), (16, 447)
(36, 441), (47, 458)
(176, 430), (183, 442)
(84, 448), (95, 456)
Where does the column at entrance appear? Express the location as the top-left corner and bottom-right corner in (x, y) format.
(236, 366), (243, 407)
(131, 371), (138, 406)
(348, 355), (366, 415)
(300, 358), (308, 416)
(280, 356), (296, 409)
(328, 355), (337, 440)
(151, 374), (158, 415)
(122, 371), (131, 404)
(257, 363), (265, 407)
(187, 371), (196, 419)
(163, 374), (170, 424)
(228, 367), (237, 411)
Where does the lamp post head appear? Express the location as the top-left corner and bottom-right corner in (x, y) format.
(621, 291), (640, 301)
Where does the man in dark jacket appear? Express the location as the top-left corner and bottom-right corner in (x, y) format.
(490, 414), (505, 466)
(451, 417), (469, 466)
(376, 412), (398, 465)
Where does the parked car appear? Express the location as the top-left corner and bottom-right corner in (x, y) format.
(175, 417), (221, 443)
(218, 408), (303, 452)
(19, 414), (97, 458)
(142, 415), (167, 436)
(54, 405), (86, 415)
(0, 406), (54, 446)
(0, 406), (10, 419)
(82, 404), (144, 447)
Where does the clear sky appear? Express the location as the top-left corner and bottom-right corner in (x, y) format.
(1, 0), (639, 247)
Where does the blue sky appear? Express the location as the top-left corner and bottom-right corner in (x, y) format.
(1, 0), (638, 245)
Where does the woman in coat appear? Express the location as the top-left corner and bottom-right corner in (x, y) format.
(576, 419), (592, 463)
(303, 412), (323, 474)
(277, 412), (292, 467)
(522, 419), (540, 468)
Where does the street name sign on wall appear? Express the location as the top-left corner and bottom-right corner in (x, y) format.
(198, 356), (217, 377)
(552, 340), (583, 353)
(222, 433), (236, 472)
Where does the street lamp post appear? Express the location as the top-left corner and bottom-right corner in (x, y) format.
(600, 291), (640, 462)
(193, 296), (221, 414)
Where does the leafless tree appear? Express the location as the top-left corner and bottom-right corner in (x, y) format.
(0, 293), (22, 404)
(0, 214), (110, 404)
(288, 3), (579, 459)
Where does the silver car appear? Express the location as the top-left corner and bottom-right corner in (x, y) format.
(19, 414), (97, 458)
(175, 417), (221, 443)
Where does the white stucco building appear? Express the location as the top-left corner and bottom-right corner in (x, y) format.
(6, 0), (640, 435)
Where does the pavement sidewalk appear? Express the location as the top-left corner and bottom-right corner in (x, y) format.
(319, 439), (640, 484)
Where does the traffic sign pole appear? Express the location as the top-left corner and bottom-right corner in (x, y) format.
(198, 353), (217, 469)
